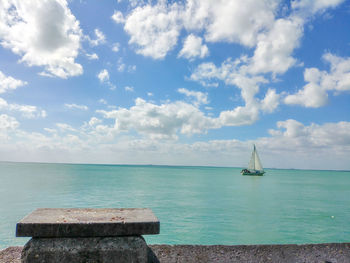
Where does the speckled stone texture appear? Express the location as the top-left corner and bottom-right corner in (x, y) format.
(2, 243), (350, 263)
(149, 243), (350, 263)
(21, 236), (148, 263)
(16, 208), (159, 238)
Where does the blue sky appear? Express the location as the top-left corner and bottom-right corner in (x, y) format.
(0, 0), (349, 169)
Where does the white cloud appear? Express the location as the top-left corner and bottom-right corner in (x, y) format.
(86, 53), (99, 60)
(97, 97), (219, 139)
(178, 34), (209, 60)
(0, 0), (83, 78)
(292, 0), (345, 15)
(178, 88), (208, 107)
(267, 119), (350, 154)
(112, 43), (120, 52)
(87, 29), (106, 46)
(184, 0), (278, 47)
(0, 97), (46, 118)
(0, 114), (19, 131)
(117, 58), (126, 72)
(190, 57), (270, 124)
(285, 53), (350, 107)
(64, 103), (88, 110)
(124, 2), (181, 59)
(0, 71), (27, 93)
(124, 86), (134, 92)
(0, 114), (349, 169)
(111, 10), (125, 24)
(120, 0), (279, 59)
(97, 69), (109, 82)
(97, 69), (116, 90)
(56, 123), (76, 132)
(118, 0), (344, 66)
(248, 16), (304, 75)
(117, 64), (125, 72)
(260, 88), (280, 113)
(88, 117), (101, 126)
(9, 104), (47, 119)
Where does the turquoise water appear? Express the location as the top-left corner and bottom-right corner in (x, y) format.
(0, 162), (349, 249)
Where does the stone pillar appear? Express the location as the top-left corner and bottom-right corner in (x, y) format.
(16, 208), (160, 263)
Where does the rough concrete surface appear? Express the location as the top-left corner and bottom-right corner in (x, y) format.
(1, 243), (350, 263)
(21, 236), (148, 263)
(16, 208), (159, 237)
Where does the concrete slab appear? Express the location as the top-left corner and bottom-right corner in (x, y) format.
(21, 237), (148, 263)
(16, 208), (159, 237)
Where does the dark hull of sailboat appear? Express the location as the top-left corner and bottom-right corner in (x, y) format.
(241, 170), (265, 176)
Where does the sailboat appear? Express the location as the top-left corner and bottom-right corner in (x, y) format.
(241, 144), (265, 176)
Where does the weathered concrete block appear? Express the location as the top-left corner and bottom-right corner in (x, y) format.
(16, 208), (159, 238)
(21, 236), (148, 263)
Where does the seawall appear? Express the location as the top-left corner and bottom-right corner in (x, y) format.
(1, 243), (350, 263)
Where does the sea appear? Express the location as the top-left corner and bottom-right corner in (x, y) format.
(1, 162), (349, 249)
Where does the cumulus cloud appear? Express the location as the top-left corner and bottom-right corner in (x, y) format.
(56, 123), (77, 132)
(260, 88), (280, 113)
(111, 10), (125, 24)
(96, 98), (220, 139)
(0, 71), (27, 93)
(124, 86), (134, 92)
(88, 117), (102, 126)
(0, 0), (83, 78)
(120, 0), (279, 59)
(190, 57), (270, 124)
(0, 114), (19, 131)
(64, 103), (88, 110)
(292, 0), (345, 15)
(97, 69), (116, 90)
(178, 88), (208, 107)
(117, 0), (344, 72)
(285, 53), (350, 107)
(1, 114), (349, 169)
(249, 16), (304, 75)
(0, 97), (46, 118)
(266, 119), (350, 153)
(86, 53), (99, 60)
(87, 29), (106, 46)
(97, 69), (109, 82)
(178, 34), (209, 60)
(123, 2), (181, 59)
(95, 91), (279, 140)
(184, 0), (278, 47)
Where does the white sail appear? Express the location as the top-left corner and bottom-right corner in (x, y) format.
(248, 147), (255, 170)
(247, 145), (264, 171)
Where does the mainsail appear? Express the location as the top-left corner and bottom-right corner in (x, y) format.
(247, 145), (263, 171)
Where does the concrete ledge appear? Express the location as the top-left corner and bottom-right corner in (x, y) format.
(149, 243), (350, 263)
(16, 208), (159, 238)
(2, 243), (350, 263)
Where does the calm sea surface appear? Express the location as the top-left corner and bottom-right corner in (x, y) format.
(0, 162), (349, 249)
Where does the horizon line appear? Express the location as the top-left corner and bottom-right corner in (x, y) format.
(0, 160), (349, 172)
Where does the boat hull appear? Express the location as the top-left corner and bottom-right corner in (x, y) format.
(241, 170), (265, 176)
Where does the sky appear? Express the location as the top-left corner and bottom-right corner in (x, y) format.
(0, 0), (349, 170)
